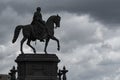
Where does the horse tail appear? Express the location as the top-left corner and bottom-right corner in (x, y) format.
(12, 25), (23, 43)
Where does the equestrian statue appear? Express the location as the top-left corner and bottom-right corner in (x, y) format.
(12, 7), (61, 54)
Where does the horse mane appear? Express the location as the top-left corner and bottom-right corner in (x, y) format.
(46, 15), (57, 22)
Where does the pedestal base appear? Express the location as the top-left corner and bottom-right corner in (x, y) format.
(15, 54), (60, 80)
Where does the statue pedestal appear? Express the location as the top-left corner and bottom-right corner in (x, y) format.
(15, 54), (60, 80)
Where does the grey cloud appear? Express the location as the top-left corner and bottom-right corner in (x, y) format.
(0, 0), (119, 25)
(0, 43), (19, 73)
(0, 6), (32, 44)
(59, 40), (120, 80)
(58, 43), (120, 80)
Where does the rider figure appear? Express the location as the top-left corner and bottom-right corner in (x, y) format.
(31, 7), (45, 42)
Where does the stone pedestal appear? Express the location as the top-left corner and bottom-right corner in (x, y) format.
(15, 54), (60, 80)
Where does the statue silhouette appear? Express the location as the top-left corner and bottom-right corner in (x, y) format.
(61, 66), (68, 80)
(31, 7), (46, 42)
(58, 69), (62, 80)
(9, 66), (17, 80)
(12, 10), (61, 54)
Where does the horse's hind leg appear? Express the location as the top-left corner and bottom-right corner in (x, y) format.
(21, 37), (27, 54)
(50, 36), (60, 51)
(27, 39), (36, 54)
(44, 38), (50, 54)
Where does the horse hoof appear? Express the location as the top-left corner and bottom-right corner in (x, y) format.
(34, 52), (36, 54)
(21, 52), (24, 54)
(57, 48), (60, 51)
(45, 52), (48, 54)
(33, 50), (36, 54)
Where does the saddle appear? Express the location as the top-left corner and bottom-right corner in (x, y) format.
(30, 23), (47, 41)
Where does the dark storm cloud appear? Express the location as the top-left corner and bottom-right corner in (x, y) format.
(43, 0), (120, 24)
(0, 0), (119, 24)
(43, 0), (120, 25)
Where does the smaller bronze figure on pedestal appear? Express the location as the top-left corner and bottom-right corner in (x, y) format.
(9, 66), (17, 80)
(61, 66), (68, 80)
(57, 69), (62, 80)
(58, 66), (68, 80)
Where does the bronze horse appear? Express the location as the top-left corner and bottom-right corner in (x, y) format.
(12, 15), (61, 54)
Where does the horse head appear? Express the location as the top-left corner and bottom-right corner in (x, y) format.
(54, 14), (61, 28)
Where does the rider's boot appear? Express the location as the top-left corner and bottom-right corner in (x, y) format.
(40, 39), (44, 42)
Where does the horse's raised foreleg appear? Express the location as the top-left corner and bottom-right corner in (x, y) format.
(20, 37), (27, 54)
(27, 39), (36, 54)
(50, 36), (60, 51)
(44, 38), (50, 54)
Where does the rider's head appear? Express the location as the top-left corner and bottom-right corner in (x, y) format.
(36, 7), (41, 12)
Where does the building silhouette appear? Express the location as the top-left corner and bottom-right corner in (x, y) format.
(0, 74), (10, 80)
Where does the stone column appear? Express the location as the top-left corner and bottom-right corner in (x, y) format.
(15, 54), (60, 80)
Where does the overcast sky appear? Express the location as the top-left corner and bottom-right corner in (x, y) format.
(0, 0), (120, 80)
